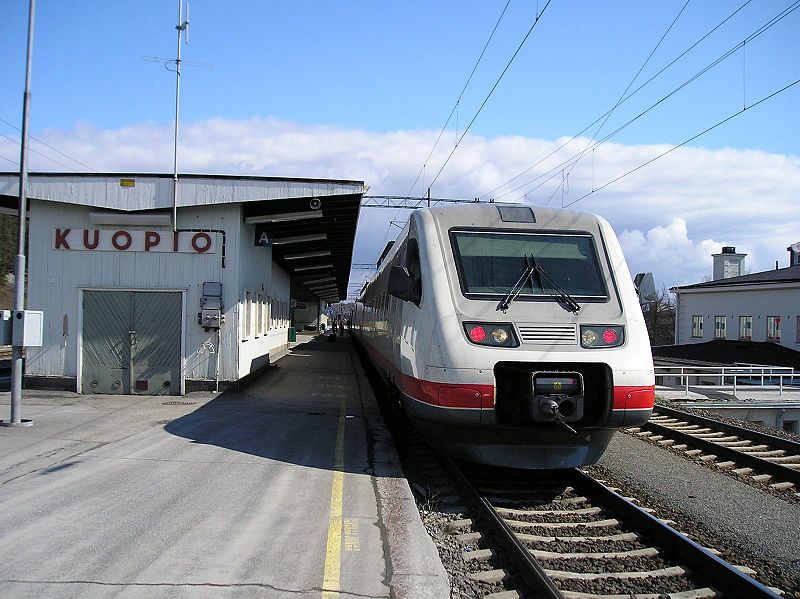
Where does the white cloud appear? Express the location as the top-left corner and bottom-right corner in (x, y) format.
(2, 117), (798, 291)
(618, 218), (725, 287)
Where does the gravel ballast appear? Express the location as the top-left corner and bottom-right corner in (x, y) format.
(592, 430), (800, 594)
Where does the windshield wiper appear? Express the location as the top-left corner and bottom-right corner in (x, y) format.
(497, 255), (535, 313)
(497, 254), (582, 314)
(531, 254), (582, 314)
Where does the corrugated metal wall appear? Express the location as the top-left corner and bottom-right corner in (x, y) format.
(25, 202), (241, 388)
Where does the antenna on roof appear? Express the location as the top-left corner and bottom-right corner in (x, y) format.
(171, 0), (189, 231)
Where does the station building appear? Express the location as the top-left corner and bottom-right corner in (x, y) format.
(672, 246), (800, 348)
(0, 173), (363, 395)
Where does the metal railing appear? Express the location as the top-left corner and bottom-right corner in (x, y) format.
(654, 364), (799, 397)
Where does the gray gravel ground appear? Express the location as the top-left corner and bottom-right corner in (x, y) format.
(592, 430), (800, 595)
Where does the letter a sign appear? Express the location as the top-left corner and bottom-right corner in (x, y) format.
(255, 230), (272, 246)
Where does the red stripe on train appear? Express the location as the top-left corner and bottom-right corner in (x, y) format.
(398, 373), (494, 409)
(362, 339), (653, 411)
(612, 386), (656, 410)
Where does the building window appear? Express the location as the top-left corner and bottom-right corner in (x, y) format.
(784, 420), (798, 434)
(738, 316), (752, 340)
(766, 316), (781, 341)
(714, 316), (727, 339)
(796, 316), (800, 343)
(242, 290), (253, 340)
(255, 292), (263, 336)
(691, 315), (703, 338)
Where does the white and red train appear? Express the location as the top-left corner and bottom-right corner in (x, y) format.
(351, 204), (654, 469)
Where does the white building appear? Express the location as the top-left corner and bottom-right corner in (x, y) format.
(0, 173), (363, 394)
(672, 246), (800, 349)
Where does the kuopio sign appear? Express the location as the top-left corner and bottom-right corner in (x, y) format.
(53, 229), (216, 254)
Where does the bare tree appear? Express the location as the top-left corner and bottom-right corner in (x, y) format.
(641, 285), (675, 346)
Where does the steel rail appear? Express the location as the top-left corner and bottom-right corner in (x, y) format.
(567, 469), (781, 598)
(654, 405), (800, 453)
(440, 456), (565, 598)
(646, 406), (800, 487)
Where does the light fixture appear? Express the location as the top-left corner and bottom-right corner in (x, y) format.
(244, 211), (323, 224)
(294, 263), (334, 271)
(302, 277), (337, 285)
(284, 250), (331, 260)
(272, 233), (328, 245)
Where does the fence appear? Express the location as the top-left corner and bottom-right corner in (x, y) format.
(654, 363), (799, 397)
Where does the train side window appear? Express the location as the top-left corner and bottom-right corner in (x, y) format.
(406, 238), (422, 306)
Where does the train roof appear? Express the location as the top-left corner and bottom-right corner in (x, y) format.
(421, 203), (604, 231)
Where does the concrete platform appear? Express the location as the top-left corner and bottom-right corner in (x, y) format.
(0, 332), (449, 598)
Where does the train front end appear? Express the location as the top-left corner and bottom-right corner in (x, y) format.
(408, 205), (654, 469)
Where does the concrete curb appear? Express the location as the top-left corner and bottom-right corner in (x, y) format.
(350, 341), (451, 599)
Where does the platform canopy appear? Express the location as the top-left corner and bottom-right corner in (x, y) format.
(0, 172), (364, 303)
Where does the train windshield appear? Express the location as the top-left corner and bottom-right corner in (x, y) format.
(450, 231), (608, 299)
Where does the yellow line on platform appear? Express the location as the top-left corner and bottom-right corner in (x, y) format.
(322, 406), (346, 598)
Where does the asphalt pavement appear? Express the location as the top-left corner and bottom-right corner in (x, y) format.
(0, 333), (448, 599)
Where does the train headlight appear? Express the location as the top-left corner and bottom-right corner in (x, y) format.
(463, 322), (518, 347)
(580, 325), (624, 348)
(491, 328), (509, 344)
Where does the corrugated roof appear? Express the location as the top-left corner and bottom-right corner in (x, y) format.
(672, 264), (800, 291)
(0, 172), (364, 212)
(0, 172), (365, 303)
(653, 339), (800, 369)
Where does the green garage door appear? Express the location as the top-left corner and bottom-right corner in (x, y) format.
(82, 291), (182, 395)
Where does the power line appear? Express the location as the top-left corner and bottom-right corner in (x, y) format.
(0, 117), (96, 172)
(0, 130), (82, 172)
(385, 1), (514, 257)
(428, 0), (553, 190)
(563, 76), (800, 209)
(488, 0), (800, 203)
(546, 0), (692, 206)
(406, 0), (512, 198)
(480, 0), (757, 201)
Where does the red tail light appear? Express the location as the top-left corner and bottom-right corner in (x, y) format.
(602, 328), (618, 344)
(468, 325), (487, 343)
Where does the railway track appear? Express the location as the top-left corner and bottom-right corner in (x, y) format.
(629, 405), (800, 499)
(446, 461), (785, 598)
(395, 419), (786, 598)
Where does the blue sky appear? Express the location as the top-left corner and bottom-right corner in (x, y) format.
(2, 1), (799, 291)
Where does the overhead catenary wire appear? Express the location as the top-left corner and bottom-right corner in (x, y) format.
(0, 130), (84, 172)
(544, 0), (692, 206)
(0, 116), (96, 172)
(428, 0), (553, 190)
(563, 76), (800, 209)
(487, 0), (800, 203)
(479, 0), (758, 201)
(405, 0), (512, 198)
(382, 0), (514, 255)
